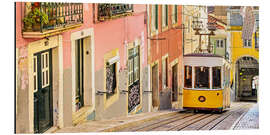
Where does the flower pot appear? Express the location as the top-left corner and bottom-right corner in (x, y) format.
(32, 23), (41, 31)
(24, 25), (33, 32)
(47, 19), (56, 29)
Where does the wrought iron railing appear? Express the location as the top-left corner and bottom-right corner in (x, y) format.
(128, 81), (140, 113)
(98, 4), (133, 21)
(23, 2), (83, 32)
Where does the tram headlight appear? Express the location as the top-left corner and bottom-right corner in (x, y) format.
(198, 96), (206, 102)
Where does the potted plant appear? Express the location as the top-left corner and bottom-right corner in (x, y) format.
(23, 8), (49, 32)
(23, 12), (35, 31)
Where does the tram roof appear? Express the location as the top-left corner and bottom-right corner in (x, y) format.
(184, 53), (223, 58)
(183, 53), (226, 67)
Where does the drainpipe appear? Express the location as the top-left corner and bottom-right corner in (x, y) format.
(146, 4), (152, 112)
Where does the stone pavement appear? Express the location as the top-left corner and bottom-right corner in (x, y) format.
(54, 110), (181, 133)
(233, 103), (259, 130)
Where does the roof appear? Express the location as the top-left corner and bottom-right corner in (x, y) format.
(184, 53), (223, 58)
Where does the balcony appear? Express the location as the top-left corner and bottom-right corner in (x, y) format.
(98, 4), (133, 21)
(22, 2), (83, 38)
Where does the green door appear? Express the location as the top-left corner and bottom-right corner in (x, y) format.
(33, 49), (53, 133)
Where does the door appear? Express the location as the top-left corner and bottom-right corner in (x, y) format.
(152, 64), (159, 108)
(172, 64), (178, 102)
(75, 39), (84, 110)
(33, 50), (53, 133)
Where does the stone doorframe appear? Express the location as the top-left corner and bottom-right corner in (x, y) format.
(27, 35), (64, 133)
(71, 28), (95, 122)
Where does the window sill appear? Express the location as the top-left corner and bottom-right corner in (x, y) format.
(172, 22), (178, 28)
(150, 29), (159, 37)
(161, 26), (169, 32)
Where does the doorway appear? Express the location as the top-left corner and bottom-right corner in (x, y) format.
(33, 49), (53, 133)
(152, 64), (159, 109)
(172, 64), (178, 102)
(75, 39), (84, 110)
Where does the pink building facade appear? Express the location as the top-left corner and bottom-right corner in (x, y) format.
(16, 2), (96, 133)
(93, 4), (149, 120)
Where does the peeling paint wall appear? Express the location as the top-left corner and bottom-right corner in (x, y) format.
(16, 46), (30, 133)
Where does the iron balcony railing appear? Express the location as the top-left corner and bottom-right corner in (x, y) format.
(23, 2), (83, 32)
(98, 4), (133, 21)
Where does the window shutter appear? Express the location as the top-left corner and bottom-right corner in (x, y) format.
(155, 5), (158, 30)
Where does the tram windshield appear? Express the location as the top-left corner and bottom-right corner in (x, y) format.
(212, 66), (221, 89)
(195, 66), (209, 89)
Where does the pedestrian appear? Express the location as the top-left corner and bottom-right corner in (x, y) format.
(252, 79), (256, 96)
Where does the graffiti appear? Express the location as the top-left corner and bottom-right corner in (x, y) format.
(128, 82), (140, 112)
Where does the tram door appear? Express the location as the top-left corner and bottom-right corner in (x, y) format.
(152, 64), (159, 109)
(172, 64), (178, 102)
(75, 39), (84, 110)
(33, 50), (53, 133)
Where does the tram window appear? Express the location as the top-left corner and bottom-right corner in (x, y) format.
(184, 66), (192, 88)
(195, 67), (209, 89)
(213, 67), (221, 89)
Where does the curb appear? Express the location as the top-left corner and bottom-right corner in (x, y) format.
(99, 111), (180, 132)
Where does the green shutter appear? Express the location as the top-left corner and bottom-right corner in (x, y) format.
(175, 5), (178, 22)
(155, 5), (158, 30)
(166, 5), (168, 26)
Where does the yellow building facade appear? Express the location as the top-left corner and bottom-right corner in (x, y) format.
(228, 6), (259, 101)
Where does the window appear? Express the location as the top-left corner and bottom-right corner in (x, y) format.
(184, 66), (192, 88)
(255, 32), (259, 48)
(212, 67), (221, 89)
(216, 39), (224, 48)
(162, 5), (168, 27)
(243, 39), (252, 47)
(172, 5), (178, 24)
(151, 5), (159, 31)
(128, 46), (140, 86)
(41, 52), (50, 88)
(106, 63), (117, 98)
(162, 57), (168, 88)
(220, 40), (224, 48)
(128, 45), (140, 112)
(195, 67), (209, 89)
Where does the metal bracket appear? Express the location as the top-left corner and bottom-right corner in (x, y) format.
(120, 90), (129, 94)
(143, 90), (152, 93)
(96, 90), (107, 95)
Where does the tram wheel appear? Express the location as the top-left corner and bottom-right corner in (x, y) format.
(217, 109), (223, 114)
(193, 109), (198, 113)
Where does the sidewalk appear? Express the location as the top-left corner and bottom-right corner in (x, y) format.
(232, 103), (259, 130)
(54, 110), (182, 133)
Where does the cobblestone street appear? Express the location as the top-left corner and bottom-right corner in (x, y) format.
(233, 103), (259, 130)
(53, 102), (258, 133)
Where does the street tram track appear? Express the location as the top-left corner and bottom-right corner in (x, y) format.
(131, 113), (195, 131)
(199, 104), (251, 130)
(118, 103), (252, 132)
(121, 113), (193, 132)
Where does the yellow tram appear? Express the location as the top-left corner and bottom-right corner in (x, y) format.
(183, 53), (231, 112)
